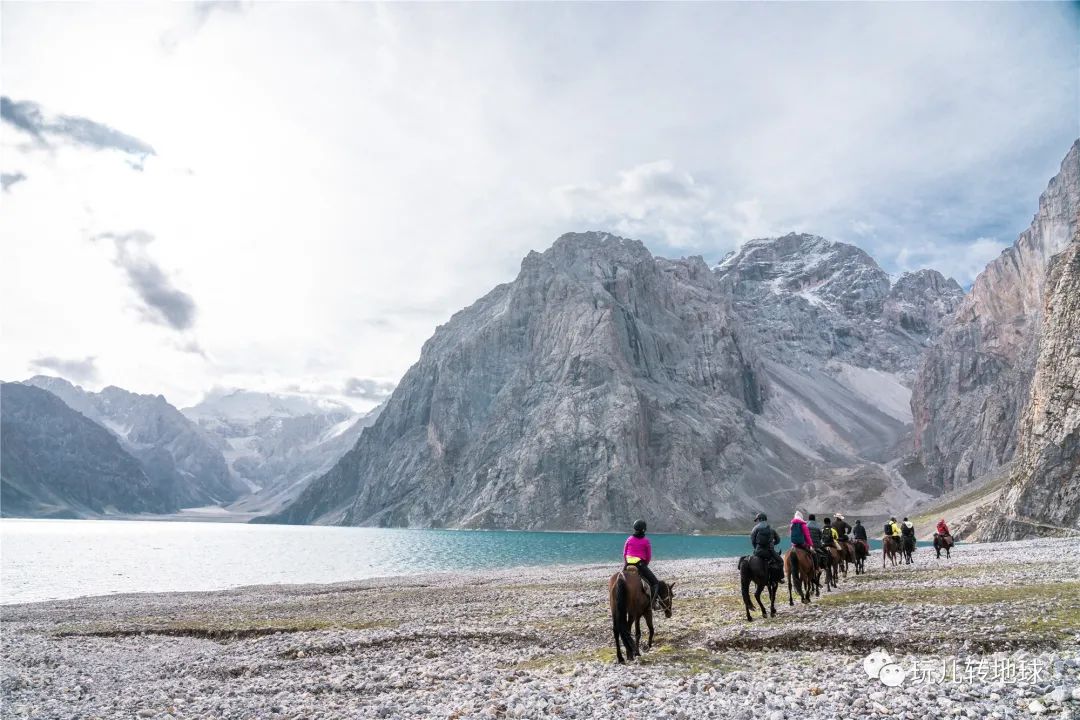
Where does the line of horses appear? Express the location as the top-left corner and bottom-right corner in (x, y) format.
(606, 532), (955, 663)
(742, 531), (954, 622)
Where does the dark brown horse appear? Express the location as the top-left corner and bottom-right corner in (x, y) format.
(901, 534), (915, 564)
(825, 544), (844, 586)
(933, 533), (953, 559)
(607, 566), (674, 663)
(786, 547), (816, 605)
(839, 540), (856, 573)
(739, 555), (781, 621)
(882, 535), (900, 567)
(853, 539), (869, 574)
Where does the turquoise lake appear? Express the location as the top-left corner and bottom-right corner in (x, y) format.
(0, 518), (901, 604)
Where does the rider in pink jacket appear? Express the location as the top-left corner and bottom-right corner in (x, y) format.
(623, 519), (658, 605)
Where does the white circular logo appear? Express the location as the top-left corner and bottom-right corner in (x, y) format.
(863, 649), (893, 679)
(879, 663), (907, 687)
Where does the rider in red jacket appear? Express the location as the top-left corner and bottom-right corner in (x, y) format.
(936, 519), (951, 537)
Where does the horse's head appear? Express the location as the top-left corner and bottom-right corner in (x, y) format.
(656, 580), (676, 618)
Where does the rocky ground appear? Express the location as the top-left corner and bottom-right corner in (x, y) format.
(2, 538), (1079, 719)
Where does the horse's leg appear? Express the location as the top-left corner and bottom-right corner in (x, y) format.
(790, 561), (799, 608)
(742, 568), (755, 621)
(644, 608), (655, 650)
(612, 619), (624, 664)
(634, 615), (642, 654)
(768, 582), (777, 617)
(755, 582), (767, 619)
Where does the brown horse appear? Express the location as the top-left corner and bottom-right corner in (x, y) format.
(607, 566), (674, 663)
(933, 533), (953, 559)
(825, 545), (844, 585)
(840, 540), (856, 573)
(786, 547), (816, 605)
(882, 535), (900, 567)
(853, 539), (870, 574)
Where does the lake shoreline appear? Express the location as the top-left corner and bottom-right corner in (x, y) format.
(3, 537), (1079, 719)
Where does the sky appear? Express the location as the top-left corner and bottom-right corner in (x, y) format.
(2, 2), (1077, 410)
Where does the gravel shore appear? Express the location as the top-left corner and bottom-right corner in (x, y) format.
(3, 537), (1079, 719)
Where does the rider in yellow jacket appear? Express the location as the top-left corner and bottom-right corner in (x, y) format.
(888, 517), (902, 538)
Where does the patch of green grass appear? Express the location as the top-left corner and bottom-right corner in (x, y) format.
(639, 645), (735, 675)
(817, 581), (1080, 607)
(1014, 604), (1080, 641)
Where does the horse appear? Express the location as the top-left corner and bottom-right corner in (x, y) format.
(786, 547), (816, 605)
(839, 540), (856, 574)
(901, 534), (916, 565)
(882, 535), (900, 567)
(853, 539), (869, 575)
(607, 566), (674, 663)
(824, 544), (844, 587)
(739, 554), (781, 621)
(933, 533), (953, 559)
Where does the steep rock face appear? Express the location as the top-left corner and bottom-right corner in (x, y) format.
(976, 239), (1080, 539)
(1, 382), (167, 517)
(267, 233), (773, 530)
(912, 141), (1080, 491)
(266, 232), (961, 530)
(183, 390), (379, 514)
(22, 376), (243, 507)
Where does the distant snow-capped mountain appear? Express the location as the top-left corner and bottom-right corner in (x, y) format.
(182, 389), (382, 514)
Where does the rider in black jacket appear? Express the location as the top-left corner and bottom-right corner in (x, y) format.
(750, 513), (783, 578)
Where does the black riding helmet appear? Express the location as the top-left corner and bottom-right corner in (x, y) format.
(633, 519), (647, 536)
(754, 512), (767, 522)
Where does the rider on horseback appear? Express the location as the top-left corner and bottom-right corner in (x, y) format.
(936, 518), (951, 538)
(790, 511), (814, 567)
(833, 514), (851, 541)
(806, 513), (828, 570)
(822, 517), (839, 547)
(750, 512), (783, 581)
(901, 517), (916, 541)
(886, 516), (901, 539)
(852, 519), (868, 542)
(623, 519), (659, 608)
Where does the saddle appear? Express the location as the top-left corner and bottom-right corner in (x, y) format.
(622, 564), (652, 597)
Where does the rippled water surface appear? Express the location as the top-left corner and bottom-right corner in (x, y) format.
(1, 519), (780, 604)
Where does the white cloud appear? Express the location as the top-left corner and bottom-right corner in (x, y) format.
(0, 2), (1075, 405)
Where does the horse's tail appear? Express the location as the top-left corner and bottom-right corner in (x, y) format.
(612, 574), (635, 657)
(739, 557), (752, 610)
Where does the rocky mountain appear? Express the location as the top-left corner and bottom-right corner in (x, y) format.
(716, 234), (965, 506)
(912, 140), (1080, 492)
(265, 231), (963, 531)
(21, 376), (244, 508)
(182, 389), (381, 515)
(1, 382), (169, 517)
(970, 235), (1080, 539)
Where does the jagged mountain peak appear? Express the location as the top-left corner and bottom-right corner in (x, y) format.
(715, 233), (890, 318)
